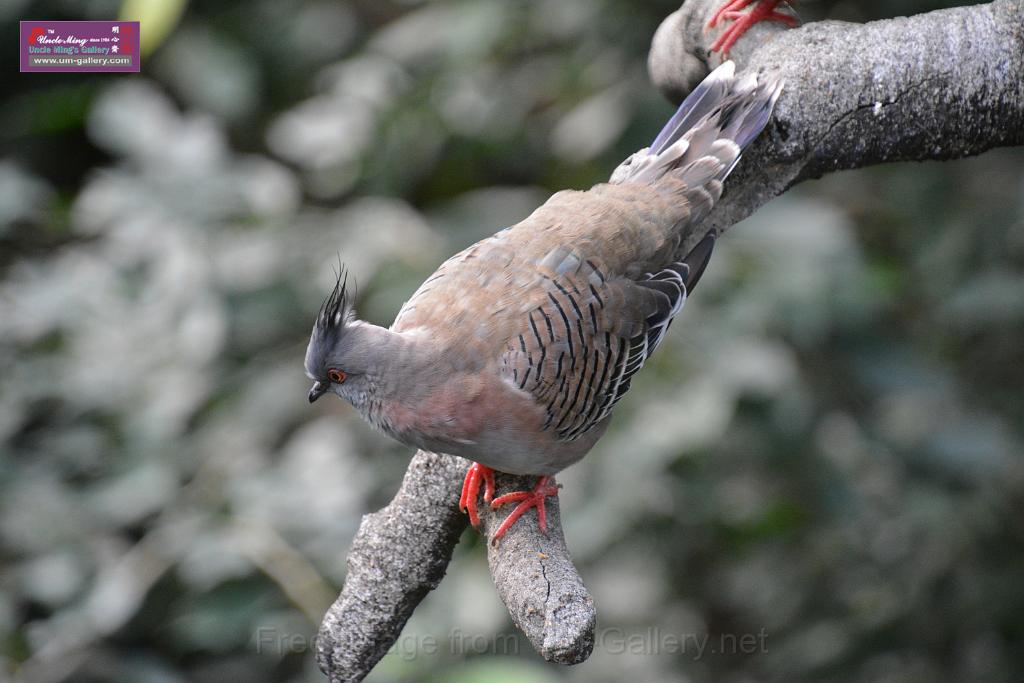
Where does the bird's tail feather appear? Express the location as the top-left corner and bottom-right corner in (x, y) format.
(610, 61), (782, 194)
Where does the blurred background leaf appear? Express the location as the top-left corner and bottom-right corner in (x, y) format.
(119, 0), (188, 56)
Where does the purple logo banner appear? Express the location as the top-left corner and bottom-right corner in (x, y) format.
(20, 20), (140, 73)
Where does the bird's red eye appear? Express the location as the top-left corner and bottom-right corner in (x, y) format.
(327, 369), (347, 384)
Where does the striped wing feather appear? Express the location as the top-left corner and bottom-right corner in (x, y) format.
(502, 235), (714, 442)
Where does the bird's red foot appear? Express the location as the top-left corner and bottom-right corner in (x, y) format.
(706, 0), (798, 57)
(459, 462), (495, 526)
(490, 476), (560, 542)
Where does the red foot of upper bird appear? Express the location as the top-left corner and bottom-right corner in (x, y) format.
(707, 0), (799, 56)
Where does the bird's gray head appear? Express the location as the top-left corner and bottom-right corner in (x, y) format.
(304, 270), (375, 406)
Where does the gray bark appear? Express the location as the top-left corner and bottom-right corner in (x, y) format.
(316, 453), (594, 682)
(316, 452), (468, 683)
(318, 2), (1024, 680)
(478, 471), (596, 665)
(650, 0), (1024, 237)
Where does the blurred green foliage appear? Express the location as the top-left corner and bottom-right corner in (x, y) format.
(1, 1), (1021, 682)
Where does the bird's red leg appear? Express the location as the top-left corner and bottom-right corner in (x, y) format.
(490, 476), (561, 542)
(706, 0), (798, 57)
(459, 462), (495, 527)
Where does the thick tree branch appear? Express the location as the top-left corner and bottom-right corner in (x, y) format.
(316, 452), (467, 683)
(316, 454), (594, 683)
(318, 2), (1024, 681)
(479, 471), (596, 664)
(651, 0), (1024, 236)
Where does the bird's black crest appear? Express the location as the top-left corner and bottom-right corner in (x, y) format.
(315, 266), (356, 340)
(305, 265), (357, 381)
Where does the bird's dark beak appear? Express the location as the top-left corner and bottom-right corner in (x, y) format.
(308, 380), (328, 404)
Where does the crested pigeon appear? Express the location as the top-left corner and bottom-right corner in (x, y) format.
(708, 0), (799, 56)
(306, 61), (783, 540)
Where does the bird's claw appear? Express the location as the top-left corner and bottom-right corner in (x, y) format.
(490, 476), (560, 543)
(705, 0), (798, 57)
(459, 462), (495, 527)
(460, 467), (561, 543)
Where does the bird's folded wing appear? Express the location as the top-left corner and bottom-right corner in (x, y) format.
(501, 234), (714, 442)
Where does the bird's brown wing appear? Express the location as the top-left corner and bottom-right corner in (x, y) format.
(391, 180), (718, 441)
(499, 234), (715, 442)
